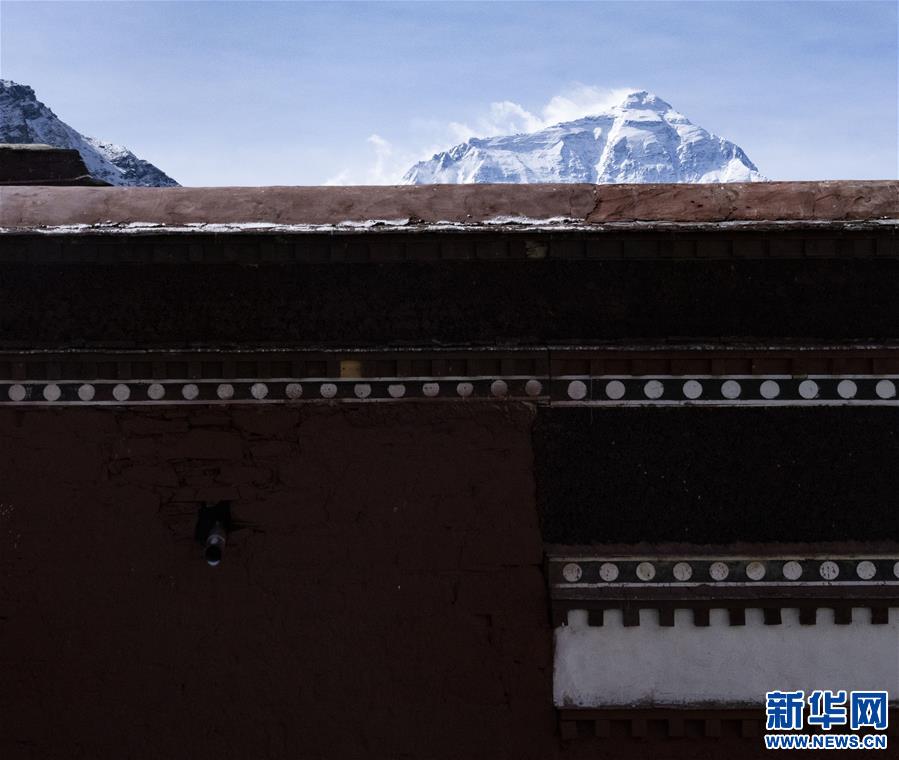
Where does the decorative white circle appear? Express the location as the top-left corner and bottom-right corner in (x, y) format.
(525, 379), (543, 397)
(422, 382), (440, 397)
(856, 560), (877, 580)
(746, 561), (766, 581)
(77, 384), (95, 402)
(605, 380), (626, 400)
(182, 383), (199, 400)
(567, 380), (588, 400)
(760, 380), (780, 399)
(798, 380), (819, 399)
(837, 380), (857, 399)
(354, 384), (371, 399)
(490, 380), (508, 397)
(643, 380), (664, 400)
(709, 562), (730, 581)
(112, 384), (130, 402)
(636, 562), (656, 581)
(599, 563), (619, 582)
(8, 384), (26, 402)
(320, 383), (337, 399)
(388, 384), (406, 399)
(217, 383), (235, 400)
(251, 383), (268, 400)
(682, 380), (703, 400)
(456, 382), (473, 397)
(894, 561), (899, 579)
(782, 561), (803, 580)
(562, 563), (582, 583)
(285, 383), (303, 399)
(819, 560), (840, 580)
(721, 380), (741, 399)
(147, 383), (165, 400)
(876, 379), (896, 399)
(672, 562), (693, 581)
(42, 384), (61, 402)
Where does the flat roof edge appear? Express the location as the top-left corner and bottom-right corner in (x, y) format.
(0, 181), (896, 229)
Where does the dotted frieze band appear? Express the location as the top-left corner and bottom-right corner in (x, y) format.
(550, 557), (899, 588)
(0, 377), (544, 405)
(555, 375), (899, 405)
(3, 375), (899, 406)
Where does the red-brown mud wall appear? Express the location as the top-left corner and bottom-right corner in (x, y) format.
(0, 403), (555, 760)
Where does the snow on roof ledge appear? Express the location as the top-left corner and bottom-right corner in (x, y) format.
(0, 181), (896, 231)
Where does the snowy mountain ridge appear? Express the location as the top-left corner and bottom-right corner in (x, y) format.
(0, 79), (178, 187)
(404, 90), (765, 185)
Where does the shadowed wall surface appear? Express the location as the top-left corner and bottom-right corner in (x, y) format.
(536, 407), (899, 545)
(0, 403), (555, 760)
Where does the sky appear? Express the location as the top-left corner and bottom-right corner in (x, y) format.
(1, 0), (896, 186)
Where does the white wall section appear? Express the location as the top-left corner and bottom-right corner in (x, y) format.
(554, 608), (899, 707)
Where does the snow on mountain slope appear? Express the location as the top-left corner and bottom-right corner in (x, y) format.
(0, 80), (178, 187)
(404, 91), (765, 185)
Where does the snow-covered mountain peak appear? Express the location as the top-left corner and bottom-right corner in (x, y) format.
(0, 79), (178, 187)
(616, 89), (671, 111)
(404, 90), (765, 185)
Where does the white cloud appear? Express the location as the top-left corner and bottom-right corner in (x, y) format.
(541, 85), (636, 126)
(481, 100), (545, 136)
(326, 84), (638, 185)
(324, 133), (416, 185)
(365, 134), (394, 183)
(447, 85), (637, 141)
(323, 169), (351, 186)
(447, 120), (477, 143)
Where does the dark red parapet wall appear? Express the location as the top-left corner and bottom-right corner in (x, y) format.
(7, 257), (899, 348)
(1, 180), (896, 228)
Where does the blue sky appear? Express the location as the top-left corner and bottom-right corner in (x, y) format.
(2, 0), (896, 185)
